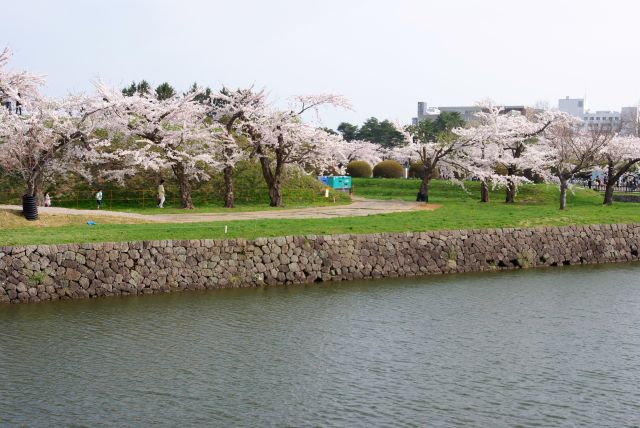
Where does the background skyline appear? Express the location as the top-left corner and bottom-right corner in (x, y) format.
(3, 0), (639, 127)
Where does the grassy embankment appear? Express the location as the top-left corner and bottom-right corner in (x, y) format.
(0, 165), (350, 215)
(2, 178), (639, 246)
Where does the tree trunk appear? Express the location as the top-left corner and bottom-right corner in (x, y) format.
(480, 180), (489, 203)
(559, 178), (568, 210)
(505, 165), (516, 203)
(417, 163), (432, 203)
(171, 163), (194, 209)
(268, 178), (282, 207)
(603, 161), (615, 206)
(33, 176), (45, 206)
(26, 180), (36, 198)
(223, 165), (234, 208)
(26, 170), (40, 198)
(258, 155), (284, 207)
(603, 183), (615, 206)
(505, 181), (516, 203)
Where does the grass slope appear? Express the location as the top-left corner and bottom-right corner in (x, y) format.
(0, 163), (350, 214)
(2, 179), (639, 246)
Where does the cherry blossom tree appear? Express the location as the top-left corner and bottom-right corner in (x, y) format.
(209, 88), (267, 208)
(340, 139), (384, 167)
(598, 134), (640, 205)
(538, 116), (610, 210)
(251, 111), (348, 206)
(0, 95), (104, 199)
(296, 124), (350, 175)
(454, 132), (506, 203)
(501, 112), (557, 203)
(461, 104), (555, 203)
(0, 47), (44, 108)
(206, 122), (246, 208)
(391, 118), (473, 203)
(217, 89), (351, 207)
(96, 83), (218, 209)
(454, 111), (505, 203)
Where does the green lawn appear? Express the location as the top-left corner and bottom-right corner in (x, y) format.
(2, 179), (639, 246)
(352, 177), (591, 204)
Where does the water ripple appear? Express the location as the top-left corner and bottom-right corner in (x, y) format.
(1, 264), (640, 427)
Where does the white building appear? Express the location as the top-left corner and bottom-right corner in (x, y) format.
(558, 96), (584, 117)
(583, 110), (620, 130)
(558, 96), (638, 135)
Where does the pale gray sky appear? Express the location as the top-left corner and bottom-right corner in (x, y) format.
(3, 0), (639, 127)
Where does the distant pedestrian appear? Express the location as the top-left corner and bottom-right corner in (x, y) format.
(44, 192), (51, 207)
(157, 179), (165, 208)
(96, 188), (103, 209)
(587, 179), (592, 189)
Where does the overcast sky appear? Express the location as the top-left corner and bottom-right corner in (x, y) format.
(3, 0), (639, 127)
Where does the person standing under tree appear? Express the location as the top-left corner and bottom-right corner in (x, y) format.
(44, 192), (52, 207)
(96, 188), (103, 209)
(157, 179), (165, 208)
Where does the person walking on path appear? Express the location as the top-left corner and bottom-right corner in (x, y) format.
(96, 189), (103, 209)
(157, 179), (166, 208)
(44, 192), (51, 207)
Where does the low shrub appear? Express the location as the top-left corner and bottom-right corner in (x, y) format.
(346, 161), (372, 178)
(373, 160), (404, 178)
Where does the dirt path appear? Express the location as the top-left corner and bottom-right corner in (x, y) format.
(0, 198), (440, 224)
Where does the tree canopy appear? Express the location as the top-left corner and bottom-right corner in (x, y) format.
(155, 82), (176, 100)
(337, 122), (358, 141)
(357, 117), (405, 148)
(410, 111), (465, 142)
(121, 80), (150, 96)
(336, 118), (405, 147)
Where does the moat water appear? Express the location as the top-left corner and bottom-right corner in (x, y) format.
(1, 264), (639, 427)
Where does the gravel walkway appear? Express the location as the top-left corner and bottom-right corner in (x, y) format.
(0, 198), (437, 224)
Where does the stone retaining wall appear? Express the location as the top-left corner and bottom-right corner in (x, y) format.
(1, 224), (639, 304)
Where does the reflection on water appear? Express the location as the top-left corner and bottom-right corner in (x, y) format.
(1, 264), (640, 427)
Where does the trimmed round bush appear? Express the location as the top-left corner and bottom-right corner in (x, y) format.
(373, 160), (404, 178)
(346, 160), (372, 178)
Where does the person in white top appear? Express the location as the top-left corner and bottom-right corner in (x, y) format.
(96, 189), (103, 209)
(157, 179), (165, 208)
(44, 192), (51, 207)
